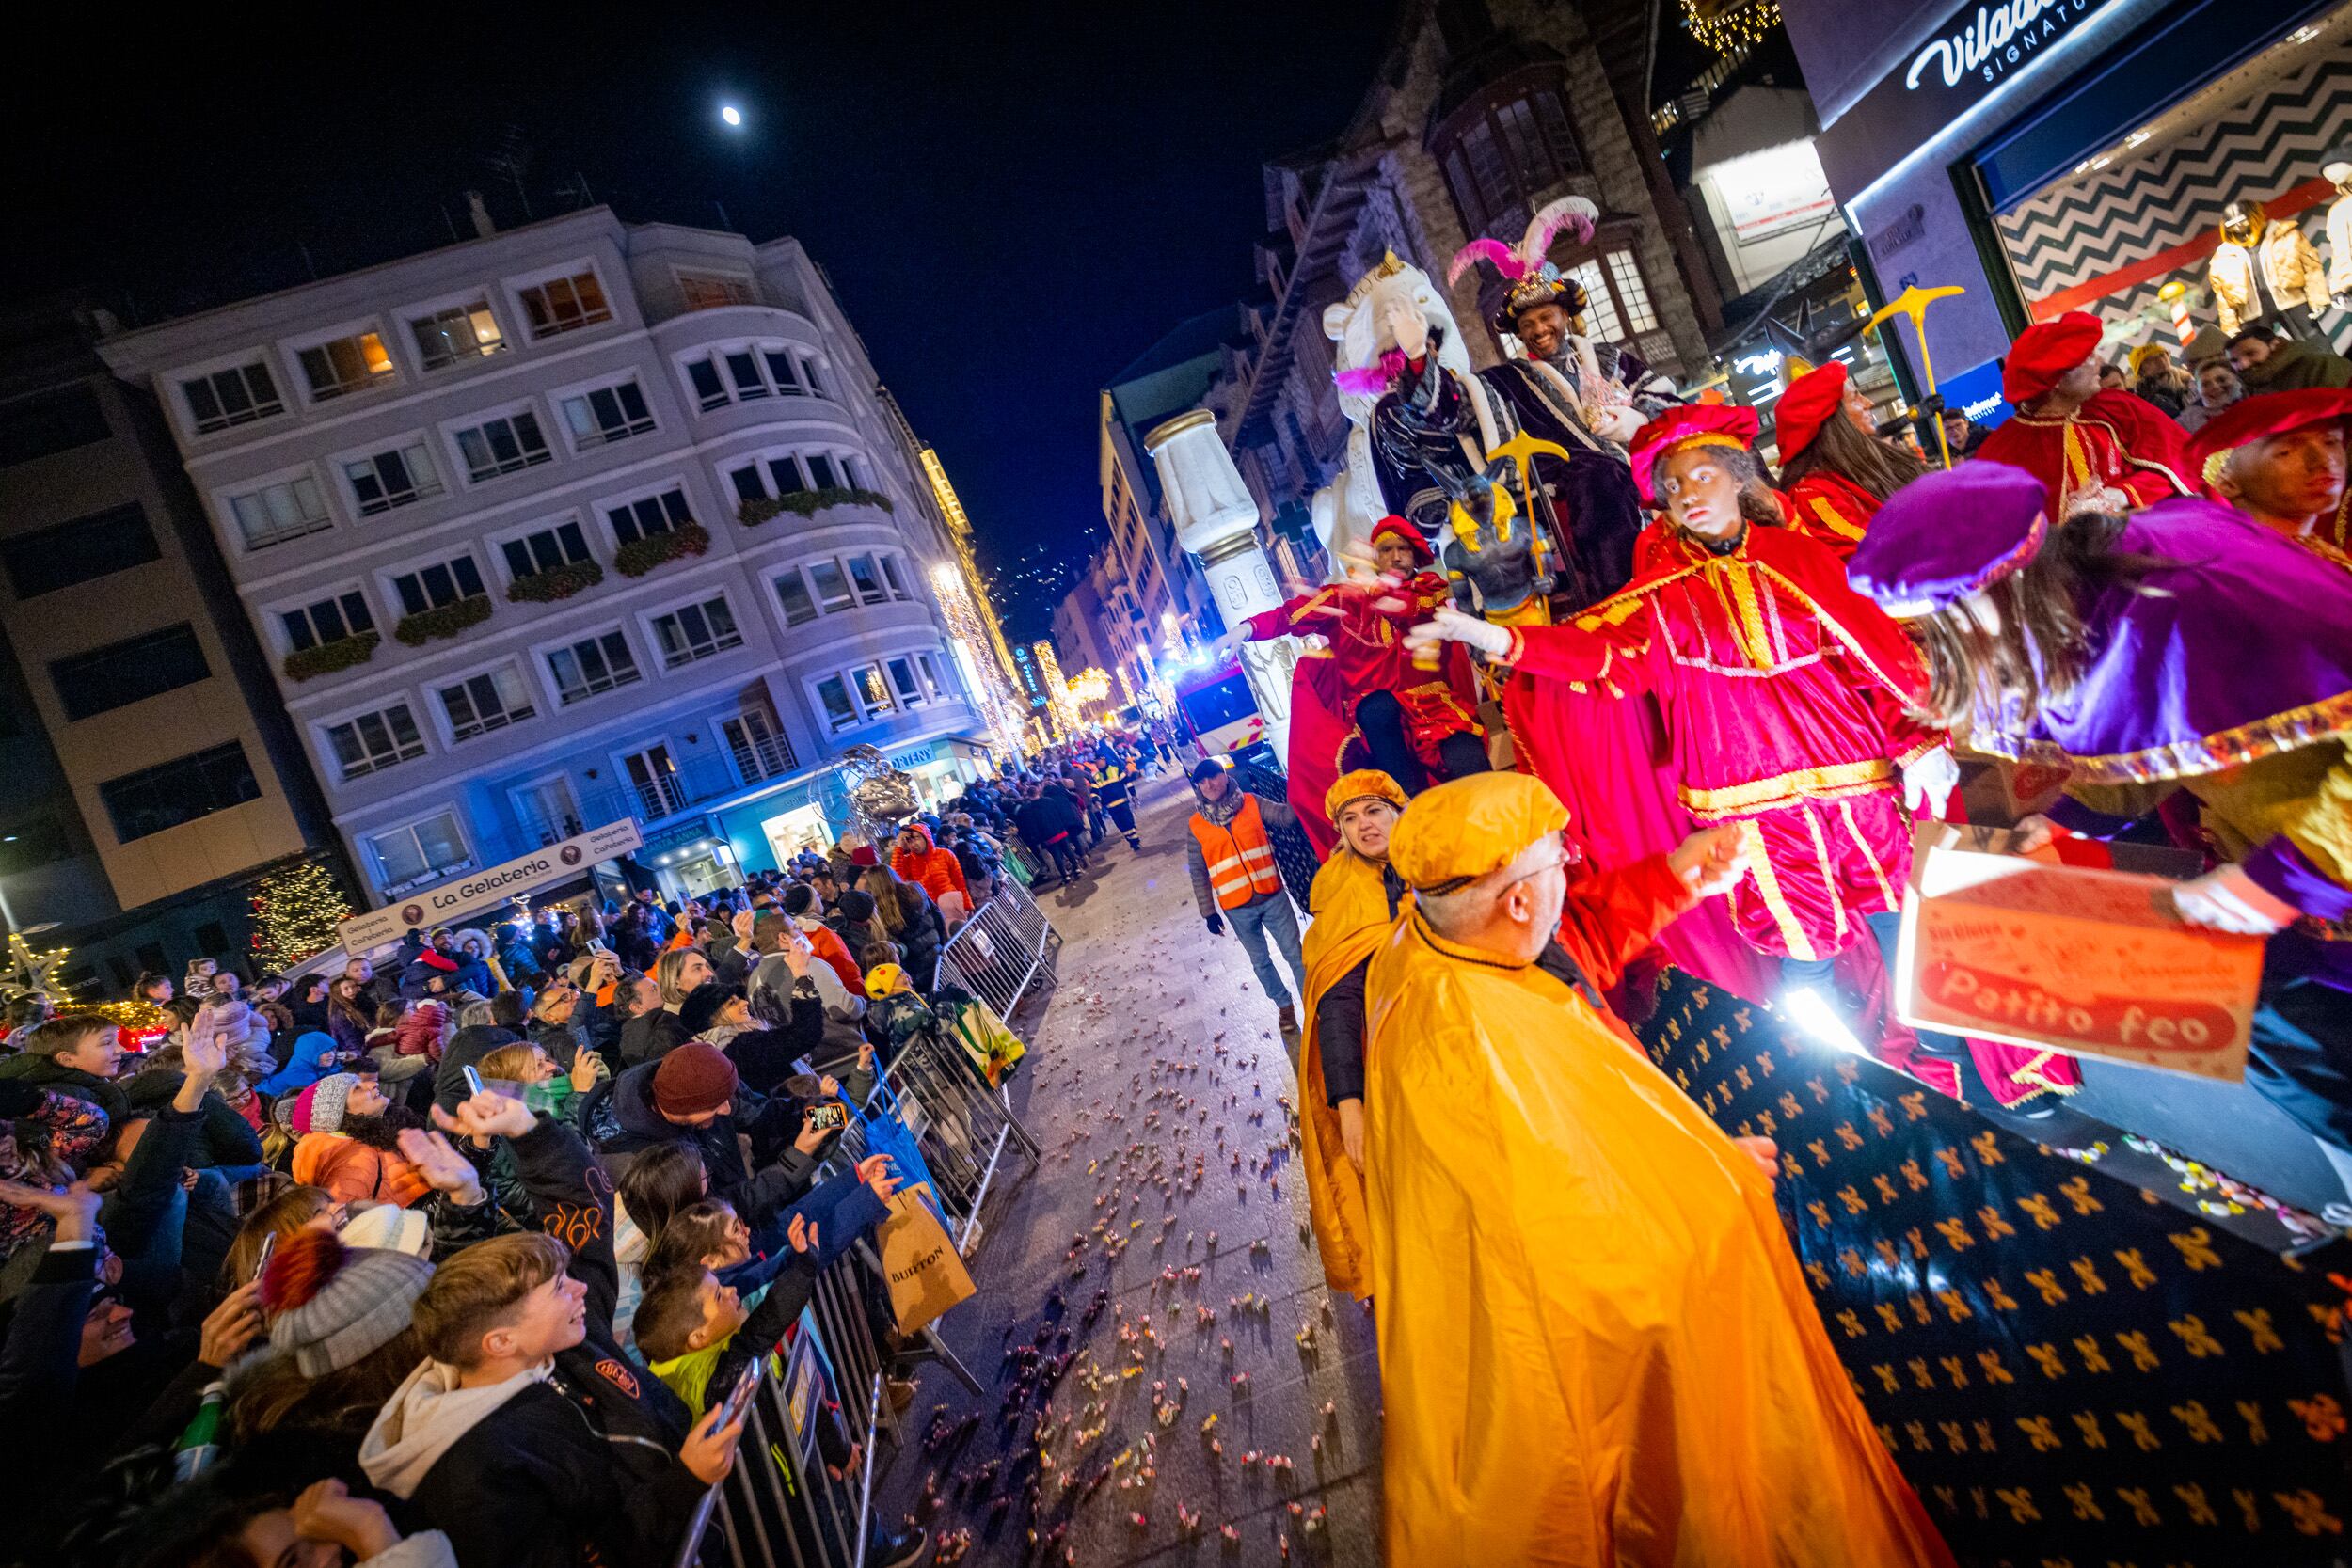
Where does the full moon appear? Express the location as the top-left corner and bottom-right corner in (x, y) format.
(720, 104), (742, 127)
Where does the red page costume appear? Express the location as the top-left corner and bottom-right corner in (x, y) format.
(1973, 311), (2195, 516)
(1772, 361), (1882, 560)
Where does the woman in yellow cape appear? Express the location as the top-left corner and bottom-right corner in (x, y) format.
(1296, 768), (1409, 1300)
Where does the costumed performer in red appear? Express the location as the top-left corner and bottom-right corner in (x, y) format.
(1972, 309), (2195, 518)
(2181, 387), (2352, 565)
(1407, 404), (1962, 1050)
(1237, 515), (1486, 798)
(1771, 359), (1931, 560)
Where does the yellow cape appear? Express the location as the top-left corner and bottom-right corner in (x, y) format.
(1295, 847), (1395, 1299)
(1363, 910), (1953, 1567)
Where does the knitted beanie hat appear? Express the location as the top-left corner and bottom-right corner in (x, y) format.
(278, 1072), (359, 1137)
(261, 1229), (435, 1376)
(652, 1041), (738, 1119)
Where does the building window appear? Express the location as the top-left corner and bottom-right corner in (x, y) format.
(1553, 246), (1659, 346)
(453, 409), (552, 482)
(327, 704), (427, 779)
(280, 590), (375, 652)
(99, 741), (261, 843)
(438, 665), (537, 742)
(605, 487), (692, 546)
(885, 655), (924, 706)
(227, 474), (333, 549)
(501, 520), (593, 579)
(650, 594), (742, 668)
(296, 331), (394, 401)
(773, 569), (818, 626)
(559, 378), (656, 449)
(344, 440), (442, 515)
(1603, 249), (1660, 335)
(0, 502), (160, 598)
(0, 386), (110, 467)
(548, 629), (641, 705)
(391, 553), (486, 617)
(915, 649), (951, 701)
(367, 810), (471, 894)
(516, 270), (612, 338)
(1433, 72), (1586, 240)
(50, 624), (211, 721)
(678, 272), (757, 309)
(849, 662), (896, 717)
(409, 301), (505, 369)
(687, 343), (818, 410)
(804, 452), (840, 490)
(879, 554), (910, 600)
(814, 673), (858, 732)
(181, 361), (284, 434)
(721, 710), (796, 782)
(808, 560), (853, 612)
(846, 553), (888, 606)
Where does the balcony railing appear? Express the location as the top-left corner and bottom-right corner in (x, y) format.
(512, 746), (803, 853)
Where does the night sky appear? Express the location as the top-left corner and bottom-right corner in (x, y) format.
(2, 4), (1393, 641)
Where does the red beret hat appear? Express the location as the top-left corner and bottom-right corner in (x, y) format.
(2181, 388), (2352, 494)
(1628, 404), (1761, 506)
(2001, 311), (2104, 404)
(1772, 361), (1847, 462)
(1368, 515), (1434, 566)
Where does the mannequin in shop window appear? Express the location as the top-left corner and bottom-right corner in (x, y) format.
(1973, 310), (2196, 519)
(2328, 149), (2352, 302)
(2210, 199), (2332, 341)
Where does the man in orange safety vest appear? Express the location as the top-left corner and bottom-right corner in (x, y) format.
(1186, 757), (1308, 1035)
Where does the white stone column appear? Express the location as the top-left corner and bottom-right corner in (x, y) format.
(1143, 410), (1292, 759)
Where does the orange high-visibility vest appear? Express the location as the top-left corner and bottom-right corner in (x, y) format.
(1190, 796), (1283, 909)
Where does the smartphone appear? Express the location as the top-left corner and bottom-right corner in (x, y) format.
(461, 1064), (485, 1099)
(807, 1101), (847, 1132)
(718, 1360), (760, 1427)
(251, 1228), (278, 1283)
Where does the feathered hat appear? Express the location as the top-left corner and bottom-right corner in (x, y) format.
(1447, 198), (1599, 337)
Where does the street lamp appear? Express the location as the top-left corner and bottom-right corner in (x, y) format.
(720, 104), (744, 128)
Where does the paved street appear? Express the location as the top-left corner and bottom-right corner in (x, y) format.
(879, 770), (1381, 1568)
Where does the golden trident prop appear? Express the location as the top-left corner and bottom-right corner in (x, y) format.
(1865, 284), (1966, 469)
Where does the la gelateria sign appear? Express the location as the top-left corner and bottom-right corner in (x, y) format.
(1903, 0), (2113, 97)
(338, 819), (643, 954)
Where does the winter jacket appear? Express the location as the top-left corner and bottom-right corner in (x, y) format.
(397, 950), (461, 1002)
(582, 1060), (818, 1224)
(121, 1069), (265, 1171)
(891, 824), (970, 905)
(292, 1133), (432, 1208)
(616, 1006), (687, 1066)
(2241, 336), (2352, 392)
(394, 1001), (452, 1060)
(2262, 218), (2331, 315)
(877, 884), (947, 992)
(2210, 241), (2258, 334)
(0, 1242), (98, 1489)
(724, 980), (826, 1094)
(360, 1117), (705, 1568)
(1013, 791), (1083, 848)
(0, 1053), (128, 1126)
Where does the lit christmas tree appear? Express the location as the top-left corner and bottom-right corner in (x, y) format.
(249, 863), (352, 972)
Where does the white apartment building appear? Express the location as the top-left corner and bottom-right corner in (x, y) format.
(101, 209), (989, 905)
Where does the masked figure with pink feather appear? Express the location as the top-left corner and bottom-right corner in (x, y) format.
(1454, 198), (1678, 609)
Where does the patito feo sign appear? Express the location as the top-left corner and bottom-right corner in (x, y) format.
(337, 819), (643, 954)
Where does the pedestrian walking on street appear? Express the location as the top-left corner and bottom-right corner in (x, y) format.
(1185, 756), (1306, 1034)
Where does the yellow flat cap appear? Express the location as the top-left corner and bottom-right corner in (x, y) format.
(1389, 771), (1567, 893)
(1324, 768), (1407, 823)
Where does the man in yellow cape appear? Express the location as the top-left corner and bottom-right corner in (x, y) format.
(1296, 769), (1409, 1301)
(1363, 771), (1954, 1567)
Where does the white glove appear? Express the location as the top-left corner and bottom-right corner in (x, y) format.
(1901, 748), (1961, 816)
(2170, 863), (2298, 935)
(1589, 405), (1646, 445)
(1404, 605), (1513, 662)
(2063, 484), (2134, 518)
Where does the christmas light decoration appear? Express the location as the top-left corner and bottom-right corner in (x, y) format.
(1034, 641), (1080, 735)
(0, 930), (71, 1005)
(1680, 0), (1780, 55)
(248, 863), (352, 972)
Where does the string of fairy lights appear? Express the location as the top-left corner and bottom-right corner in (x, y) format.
(1680, 0), (1781, 55)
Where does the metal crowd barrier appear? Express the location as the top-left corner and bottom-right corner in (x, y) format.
(835, 1023), (1041, 1257)
(937, 873), (1059, 1022)
(675, 1251), (895, 1568)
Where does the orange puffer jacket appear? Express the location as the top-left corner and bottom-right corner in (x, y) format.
(891, 824), (970, 905)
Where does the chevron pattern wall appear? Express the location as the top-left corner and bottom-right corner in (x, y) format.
(1995, 42), (2352, 351)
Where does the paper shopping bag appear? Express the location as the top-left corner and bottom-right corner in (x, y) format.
(878, 1182), (976, 1335)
